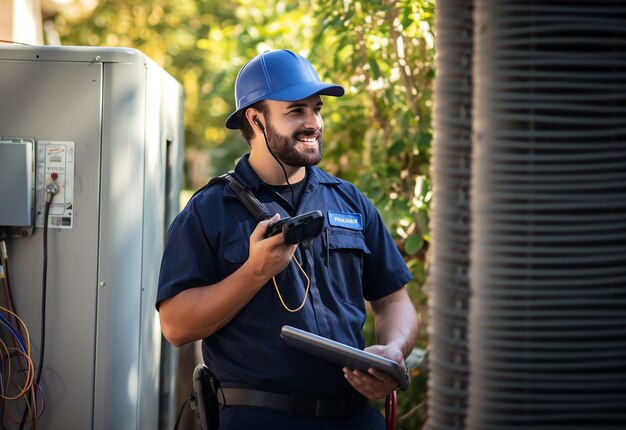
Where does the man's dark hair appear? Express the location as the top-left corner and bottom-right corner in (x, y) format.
(239, 100), (268, 143)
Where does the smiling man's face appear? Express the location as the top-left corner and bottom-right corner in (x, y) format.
(263, 95), (325, 167)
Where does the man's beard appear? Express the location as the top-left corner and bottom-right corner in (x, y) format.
(264, 121), (323, 167)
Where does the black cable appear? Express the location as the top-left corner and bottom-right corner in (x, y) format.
(36, 200), (51, 387)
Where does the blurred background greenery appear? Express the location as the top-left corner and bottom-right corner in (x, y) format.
(44, 0), (435, 427)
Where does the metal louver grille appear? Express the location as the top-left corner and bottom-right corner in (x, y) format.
(427, 1), (474, 428)
(467, 1), (626, 428)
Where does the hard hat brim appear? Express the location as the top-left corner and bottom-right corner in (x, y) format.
(225, 82), (344, 130)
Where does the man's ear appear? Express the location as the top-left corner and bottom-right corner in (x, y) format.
(244, 108), (264, 132)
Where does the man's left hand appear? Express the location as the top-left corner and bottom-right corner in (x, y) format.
(342, 344), (404, 400)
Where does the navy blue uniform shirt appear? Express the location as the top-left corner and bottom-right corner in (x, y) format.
(157, 154), (412, 398)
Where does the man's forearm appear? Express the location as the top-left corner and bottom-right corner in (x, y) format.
(158, 261), (269, 346)
(371, 288), (419, 358)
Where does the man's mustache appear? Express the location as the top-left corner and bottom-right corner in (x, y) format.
(293, 130), (322, 140)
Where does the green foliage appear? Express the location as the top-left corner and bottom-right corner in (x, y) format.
(48, 1), (434, 427)
(310, 5), (434, 423)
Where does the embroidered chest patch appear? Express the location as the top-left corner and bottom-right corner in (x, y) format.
(328, 211), (363, 231)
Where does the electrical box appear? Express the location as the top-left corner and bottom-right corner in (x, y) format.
(0, 138), (35, 232)
(0, 45), (184, 429)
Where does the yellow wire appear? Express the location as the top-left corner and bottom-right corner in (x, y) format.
(0, 306), (31, 356)
(0, 294), (38, 425)
(272, 255), (310, 313)
(2, 348), (34, 400)
(0, 306), (35, 401)
(0, 338), (11, 397)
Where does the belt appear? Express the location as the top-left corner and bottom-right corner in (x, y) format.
(216, 387), (368, 419)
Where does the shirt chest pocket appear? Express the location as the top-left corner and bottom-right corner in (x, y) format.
(222, 238), (287, 312)
(323, 228), (371, 305)
(224, 239), (248, 270)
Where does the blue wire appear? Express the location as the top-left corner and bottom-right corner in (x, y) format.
(0, 312), (26, 353)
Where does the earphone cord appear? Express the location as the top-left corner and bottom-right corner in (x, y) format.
(258, 122), (309, 311)
(272, 255), (310, 312)
(260, 125), (296, 207)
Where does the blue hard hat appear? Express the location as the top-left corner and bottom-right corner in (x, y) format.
(225, 49), (344, 129)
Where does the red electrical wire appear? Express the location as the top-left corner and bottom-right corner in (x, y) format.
(385, 390), (397, 430)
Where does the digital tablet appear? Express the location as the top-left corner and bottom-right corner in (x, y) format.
(280, 325), (410, 389)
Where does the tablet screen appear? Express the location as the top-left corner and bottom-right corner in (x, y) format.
(280, 325), (409, 389)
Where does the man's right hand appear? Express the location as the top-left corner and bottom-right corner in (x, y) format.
(245, 214), (298, 283)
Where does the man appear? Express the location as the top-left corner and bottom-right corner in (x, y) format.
(157, 49), (419, 430)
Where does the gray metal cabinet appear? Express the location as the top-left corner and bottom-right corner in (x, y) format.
(0, 45), (184, 429)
